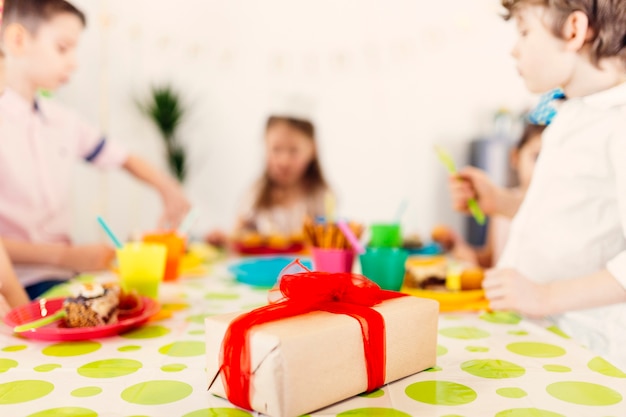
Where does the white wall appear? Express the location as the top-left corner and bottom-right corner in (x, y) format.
(60, 0), (535, 244)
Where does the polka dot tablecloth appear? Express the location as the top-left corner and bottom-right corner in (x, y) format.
(1, 261), (625, 417)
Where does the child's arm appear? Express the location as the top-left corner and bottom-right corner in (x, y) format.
(1, 239), (115, 273)
(450, 167), (524, 219)
(0, 242), (32, 308)
(122, 155), (191, 229)
(483, 268), (626, 318)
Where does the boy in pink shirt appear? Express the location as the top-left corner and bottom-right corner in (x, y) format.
(0, 0), (191, 298)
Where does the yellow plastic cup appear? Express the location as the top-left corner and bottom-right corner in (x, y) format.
(116, 242), (167, 299)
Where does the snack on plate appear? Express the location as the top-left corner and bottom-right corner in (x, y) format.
(63, 282), (120, 328)
(404, 256), (447, 289)
(431, 225), (455, 251)
(460, 267), (485, 290)
(239, 232), (264, 247)
(402, 234), (423, 250)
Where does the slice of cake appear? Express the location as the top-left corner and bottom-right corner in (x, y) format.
(64, 282), (120, 328)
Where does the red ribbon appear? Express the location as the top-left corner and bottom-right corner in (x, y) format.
(219, 268), (406, 410)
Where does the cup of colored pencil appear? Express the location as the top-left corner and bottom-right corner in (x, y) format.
(303, 217), (364, 273)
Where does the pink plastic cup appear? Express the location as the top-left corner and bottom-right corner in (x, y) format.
(312, 247), (355, 273)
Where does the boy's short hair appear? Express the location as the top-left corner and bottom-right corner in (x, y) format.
(1, 0), (86, 35)
(501, 0), (626, 66)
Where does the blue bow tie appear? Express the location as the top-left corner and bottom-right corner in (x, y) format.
(527, 88), (566, 126)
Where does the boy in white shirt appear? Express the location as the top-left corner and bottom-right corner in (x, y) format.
(0, 0), (191, 298)
(450, 0), (626, 369)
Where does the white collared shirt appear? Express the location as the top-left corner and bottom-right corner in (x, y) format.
(0, 88), (128, 286)
(499, 82), (626, 369)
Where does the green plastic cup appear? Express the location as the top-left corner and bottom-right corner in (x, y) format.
(359, 247), (409, 291)
(369, 223), (402, 248)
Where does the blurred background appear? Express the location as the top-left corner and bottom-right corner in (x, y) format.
(61, 0), (535, 244)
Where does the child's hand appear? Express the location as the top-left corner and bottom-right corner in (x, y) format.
(60, 244), (116, 272)
(449, 167), (499, 216)
(158, 183), (191, 230)
(0, 293), (10, 317)
(483, 268), (550, 318)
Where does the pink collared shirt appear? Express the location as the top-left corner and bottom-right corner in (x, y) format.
(0, 88), (128, 286)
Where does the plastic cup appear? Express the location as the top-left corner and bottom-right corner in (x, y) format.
(369, 223), (402, 248)
(116, 242), (167, 299)
(312, 247), (355, 273)
(143, 231), (186, 281)
(359, 247), (409, 291)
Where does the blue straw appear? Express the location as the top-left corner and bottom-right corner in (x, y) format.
(96, 216), (123, 249)
(177, 208), (198, 235)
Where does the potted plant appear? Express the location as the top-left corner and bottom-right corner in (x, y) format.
(137, 84), (187, 182)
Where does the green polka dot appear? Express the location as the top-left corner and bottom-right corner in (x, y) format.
(507, 330), (528, 336)
(159, 341), (205, 357)
(496, 388), (527, 398)
(204, 292), (240, 300)
(121, 380), (193, 405)
(42, 341), (101, 357)
(118, 345), (141, 352)
(546, 325), (570, 339)
(461, 359), (525, 379)
(359, 389), (384, 398)
(543, 364), (571, 373)
(182, 408), (254, 417)
(507, 342), (565, 358)
(405, 381), (477, 405)
(425, 366), (442, 372)
(466, 346), (489, 352)
(0, 358), (18, 373)
(161, 364), (187, 372)
(0, 380), (54, 404)
(78, 359), (142, 378)
(188, 329), (205, 335)
(71, 387), (102, 397)
(122, 325), (170, 339)
(186, 314), (214, 324)
(2, 345), (27, 352)
(34, 364), (61, 372)
(495, 409), (564, 417)
(242, 303), (267, 310)
(26, 407), (97, 417)
(480, 312), (521, 324)
(440, 327), (490, 340)
(546, 381), (622, 406)
(162, 303), (189, 311)
(437, 345), (448, 356)
(588, 357), (626, 378)
(337, 408), (411, 417)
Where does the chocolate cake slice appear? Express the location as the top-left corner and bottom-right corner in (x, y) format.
(63, 283), (120, 328)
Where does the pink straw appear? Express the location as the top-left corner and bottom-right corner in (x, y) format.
(337, 220), (366, 255)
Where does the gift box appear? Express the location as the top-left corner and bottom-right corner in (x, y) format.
(205, 270), (438, 417)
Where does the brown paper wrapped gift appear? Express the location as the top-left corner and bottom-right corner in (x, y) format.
(205, 295), (438, 417)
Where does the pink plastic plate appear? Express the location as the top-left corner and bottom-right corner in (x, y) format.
(3, 296), (160, 341)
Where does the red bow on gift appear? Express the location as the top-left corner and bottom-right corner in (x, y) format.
(218, 261), (406, 411)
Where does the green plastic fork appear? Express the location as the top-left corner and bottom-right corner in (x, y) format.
(434, 146), (486, 226)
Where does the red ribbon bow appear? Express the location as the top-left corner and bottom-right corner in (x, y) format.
(219, 267), (406, 410)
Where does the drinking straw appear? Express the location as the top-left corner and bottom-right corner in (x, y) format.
(96, 216), (124, 249)
(324, 192), (336, 223)
(337, 220), (366, 255)
(394, 199), (409, 223)
(177, 208), (198, 235)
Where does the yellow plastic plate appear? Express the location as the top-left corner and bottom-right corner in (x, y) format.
(402, 287), (489, 312)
